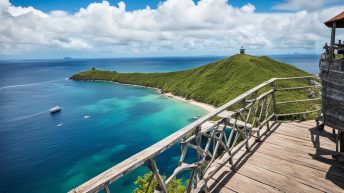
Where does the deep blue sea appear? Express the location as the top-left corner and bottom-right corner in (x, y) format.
(0, 55), (319, 193)
(270, 54), (320, 74)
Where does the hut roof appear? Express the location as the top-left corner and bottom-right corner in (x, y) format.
(325, 11), (344, 28)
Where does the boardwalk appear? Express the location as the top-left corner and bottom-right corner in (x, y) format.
(206, 121), (344, 193)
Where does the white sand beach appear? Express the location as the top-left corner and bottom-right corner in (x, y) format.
(162, 92), (216, 112)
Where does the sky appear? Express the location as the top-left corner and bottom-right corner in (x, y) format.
(1, 0), (344, 59)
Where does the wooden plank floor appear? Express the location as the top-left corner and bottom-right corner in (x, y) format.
(206, 121), (344, 193)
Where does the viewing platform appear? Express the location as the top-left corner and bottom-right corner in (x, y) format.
(206, 121), (344, 193)
(69, 76), (344, 193)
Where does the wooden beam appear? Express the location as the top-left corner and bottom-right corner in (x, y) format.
(276, 98), (321, 105)
(276, 85), (320, 91)
(276, 109), (321, 117)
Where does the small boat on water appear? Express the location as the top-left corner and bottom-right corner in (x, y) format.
(57, 123), (64, 127)
(192, 116), (200, 120)
(50, 106), (61, 113)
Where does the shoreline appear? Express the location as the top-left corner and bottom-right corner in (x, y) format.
(113, 80), (217, 112)
(161, 93), (216, 112)
(72, 79), (216, 112)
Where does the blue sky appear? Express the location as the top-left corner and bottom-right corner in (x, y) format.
(10, 0), (285, 13)
(9, 0), (343, 13)
(1, 0), (344, 59)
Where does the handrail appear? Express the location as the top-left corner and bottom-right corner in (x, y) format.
(276, 98), (321, 105)
(69, 76), (321, 193)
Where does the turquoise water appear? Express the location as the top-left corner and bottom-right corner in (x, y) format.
(0, 57), (218, 193)
(1, 78), (208, 193)
(0, 55), (319, 193)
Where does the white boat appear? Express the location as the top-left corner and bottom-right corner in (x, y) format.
(192, 116), (200, 120)
(50, 106), (61, 113)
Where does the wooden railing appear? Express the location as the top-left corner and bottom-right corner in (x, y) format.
(69, 76), (321, 193)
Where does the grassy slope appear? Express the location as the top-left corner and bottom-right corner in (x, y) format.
(71, 54), (319, 119)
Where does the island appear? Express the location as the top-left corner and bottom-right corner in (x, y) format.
(70, 54), (319, 120)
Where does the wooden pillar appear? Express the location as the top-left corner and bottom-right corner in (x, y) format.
(330, 22), (336, 60)
(271, 82), (278, 121)
(104, 185), (111, 193)
(339, 131), (344, 152)
(148, 158), (167, 193)
(186, 168), (196, 193)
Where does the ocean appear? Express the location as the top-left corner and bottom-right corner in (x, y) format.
(0, 55), (319, 193)
(270, 54), (320, 75)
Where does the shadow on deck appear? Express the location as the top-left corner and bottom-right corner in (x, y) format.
(207, 121), (344, 193)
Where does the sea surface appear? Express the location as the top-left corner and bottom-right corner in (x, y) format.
(270, 54), (320, 74)
(0, 55), (319, 193)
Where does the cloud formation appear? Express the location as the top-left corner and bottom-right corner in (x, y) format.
(0, 0), (343, 58)
(273, 0), (341, 11)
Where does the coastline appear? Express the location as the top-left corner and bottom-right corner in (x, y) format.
(115, 80), (217, 112)
(161, 93), (216, 112)
(73, 79), (216, 112)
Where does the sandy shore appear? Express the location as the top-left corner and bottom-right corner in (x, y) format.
(122, 83), (217, 113)
(162, 93), (216, 112)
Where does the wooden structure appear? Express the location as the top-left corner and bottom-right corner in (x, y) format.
(206, 121), (344, 193)
(240, 46), (245, 54)
(319, 11), (344, 153)
(68, 76), (333, 193)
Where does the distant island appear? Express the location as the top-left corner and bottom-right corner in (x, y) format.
(64, 57), (73, 60)
(70, 54), (318, 119)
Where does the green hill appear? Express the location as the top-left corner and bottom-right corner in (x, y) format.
(70, 54), (320, 119)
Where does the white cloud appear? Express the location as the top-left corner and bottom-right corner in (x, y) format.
(0, 0), (343, 58)
(7, 5), (48, 17)
(273, 0), (341, 11)
(51, 38), (91, 49)
(241, 3), (255, 13)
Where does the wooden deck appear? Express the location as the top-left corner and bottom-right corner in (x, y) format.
(206, 120), (344, 193)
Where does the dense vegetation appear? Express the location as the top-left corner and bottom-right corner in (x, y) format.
(71, 54), (320, 119)
(134, 172), (186, 193)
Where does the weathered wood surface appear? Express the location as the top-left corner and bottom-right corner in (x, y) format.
(320, 57), (344, 132)
(206, 121), (344, 193)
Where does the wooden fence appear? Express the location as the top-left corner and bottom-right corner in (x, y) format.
(69, 76), (321, 193)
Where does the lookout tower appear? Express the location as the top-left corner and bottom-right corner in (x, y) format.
(239, 46), (245, 54)
(318, 11), (344, 156)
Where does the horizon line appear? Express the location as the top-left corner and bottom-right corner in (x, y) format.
(0, 53), (321, 61)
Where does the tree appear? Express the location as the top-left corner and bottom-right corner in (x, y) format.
(134, 172), (186, 193)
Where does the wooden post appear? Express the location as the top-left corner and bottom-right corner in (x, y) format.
(145, 174), (154, 193)
(256, 130), (261, 142)
(340, 131), (344, 153)
(330, 22), (336, 61)
(179, 141), (188, 166)
(271, 81), (278, 121)
(148, 159), (167, 193)
(105, 185), (111, 193)
(245, 134), (250, 152)
(241, 99), (250, 152)
(186, 168), (196, 193)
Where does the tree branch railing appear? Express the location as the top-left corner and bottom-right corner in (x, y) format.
(68, 76), (321, 193)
